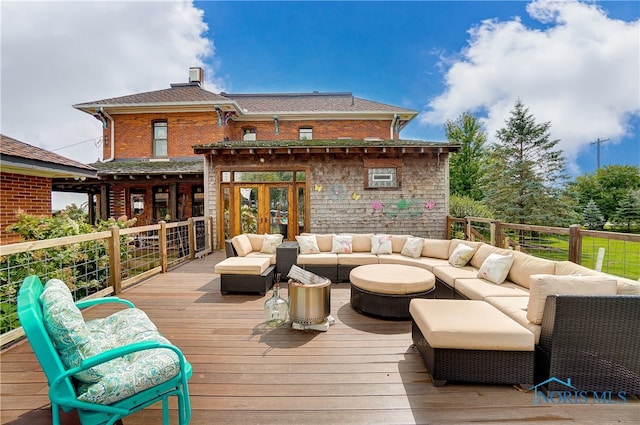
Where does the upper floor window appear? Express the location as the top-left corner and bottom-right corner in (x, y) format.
(153, 121), (168, 157)
(243, 128), (257, 141)
(299, 127), (313, 140)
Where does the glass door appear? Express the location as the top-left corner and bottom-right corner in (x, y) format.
(236, 185), (260, 234)
(269, 186), (290, 238)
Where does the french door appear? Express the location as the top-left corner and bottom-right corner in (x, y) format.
(233, 184), (293, 237)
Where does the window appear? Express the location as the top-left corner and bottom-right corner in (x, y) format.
(153, 121), (168, 157)
(243, 128), (256, 141)
(192, 186), (204, 217)
(131, 192), (145, 216)
(364, 159), (402, 189)
(153, 186), (170, 220)
(299, 127), (313, 140)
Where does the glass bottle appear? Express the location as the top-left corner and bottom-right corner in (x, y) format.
(264, 283), (288, 327)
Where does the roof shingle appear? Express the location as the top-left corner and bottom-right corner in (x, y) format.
(0, 134), (95, 171)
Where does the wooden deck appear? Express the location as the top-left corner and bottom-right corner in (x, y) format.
(2, 251), (639, 424)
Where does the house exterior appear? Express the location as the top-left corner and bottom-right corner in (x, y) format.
(68, 67), (460, 249)
(0, 134), (96, 245)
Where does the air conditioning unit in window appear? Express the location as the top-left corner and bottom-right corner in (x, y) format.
(243, 133), (256, 141)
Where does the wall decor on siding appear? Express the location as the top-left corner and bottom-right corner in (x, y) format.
(327, 183), (347, 200)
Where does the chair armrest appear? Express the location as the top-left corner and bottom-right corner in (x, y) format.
(75, 297), (135, 310)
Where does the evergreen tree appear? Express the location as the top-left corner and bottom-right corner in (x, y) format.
(582, 199), (604, 229)
(445, 112), (487, 201)
(482, 100), (570, 225)
(614, 190), (640, 230)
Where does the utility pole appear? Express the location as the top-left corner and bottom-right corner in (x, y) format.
(590, 138), (610, 169)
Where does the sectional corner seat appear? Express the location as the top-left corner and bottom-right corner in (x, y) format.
(290, 232), (640, 391)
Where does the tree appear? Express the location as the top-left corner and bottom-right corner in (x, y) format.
(582, 199), (604, 229)
(568, 165), (640, 222)
(482, 100), (571, 225)
(614, 190), (640, 231)
(445, 112), (487, 201)
(449, 194), (493, 219)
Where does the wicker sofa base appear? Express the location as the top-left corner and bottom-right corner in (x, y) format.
(412, 321), (533, 386)
(351, 285), (435, 321)
(220, 265), (275, 296)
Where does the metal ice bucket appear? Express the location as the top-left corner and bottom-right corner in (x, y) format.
(288, 278), (331, 325)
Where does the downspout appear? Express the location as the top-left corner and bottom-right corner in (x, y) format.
(100, 107), (115, 162)
(390, 114), (399, 139)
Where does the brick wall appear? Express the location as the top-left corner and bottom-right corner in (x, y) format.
(229, 119), (392, 141)
(106, 112), (224, 159)
(105, 114), (394, 160)
(0, 172), (52, 245)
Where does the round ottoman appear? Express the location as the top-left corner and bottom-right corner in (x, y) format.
(349, 264), (435, 320)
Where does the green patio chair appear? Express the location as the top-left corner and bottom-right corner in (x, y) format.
(17, 275), (192, 425)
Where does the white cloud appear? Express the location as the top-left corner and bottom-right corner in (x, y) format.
(421, 0), (640, 172)
(1, 0), (219, 165)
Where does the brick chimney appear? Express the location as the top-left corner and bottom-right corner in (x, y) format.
(188, 67), (204, 87)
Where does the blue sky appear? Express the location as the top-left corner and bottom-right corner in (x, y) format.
(1, 0), (639, 210)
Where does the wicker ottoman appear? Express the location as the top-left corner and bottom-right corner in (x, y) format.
(215, 257), (275, 295)
(350, 264), (435, 320)
(410, 299), (534, 386)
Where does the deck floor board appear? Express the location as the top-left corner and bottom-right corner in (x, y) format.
(2, 251), (638, 424)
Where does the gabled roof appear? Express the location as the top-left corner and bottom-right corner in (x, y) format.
(0, 134), (96, 178)
(73, 84), (417, 121)
(223, 92), (417, 115)
(74, 84), (231, 109)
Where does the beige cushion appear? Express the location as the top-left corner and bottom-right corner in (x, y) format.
(485, 296), (541, 344)
(378, 254), (446, 272)
(448, 244), (475, 267)
(401, 237), (424, 259)
(469, 244), (510, 269)
(454, 278), (529, 301)
(296, 235), (320, 254)
(246, 233), (264, 252)
(508, 252), (556, 289)
(246, 252), (276, 265)
(350, 264), (434, 295)
(390, 235), (411, 253)
(297, 253), (338, 265)
(214, 257), (269, 275)
(371, 234), (393, 255)
(231, 234), (253, 257)
(554, 261), (600, 276)
(260, 234), (283, 254)
(431, 265), (477, 287)
(611, 276), (640, 295)
(315, 234), (333, 252)
(526, 274), (618, 325)
(351, 234), (373, 252)
(421, 239), (451, 260)
(337, 253), (379, 265)
(410, 299), (534, 351)
(331, 235), (353, 253)
(477, 253), (515, 284)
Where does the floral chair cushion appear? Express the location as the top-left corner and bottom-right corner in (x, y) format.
(41, 279), (181, 405)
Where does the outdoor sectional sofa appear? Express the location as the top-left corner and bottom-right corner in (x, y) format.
(223, 232), (640, 393)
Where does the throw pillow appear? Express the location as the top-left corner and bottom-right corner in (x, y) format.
(401, 237), (424, 259)
(477, 253), (515, 284)
(371, 234), (392, 255)
(295, 235), (320, 254)
(260, 234), (283, 254)
(526, 274), (617, 325)
(331, 235), (353, 253)
(448, 244), (475, 267)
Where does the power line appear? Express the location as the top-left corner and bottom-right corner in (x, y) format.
(50, 136), (103, 152)
(590, 138), (610, 169)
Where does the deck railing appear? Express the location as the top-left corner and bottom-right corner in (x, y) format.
(0, 217), (214, 346)
(447, 216), (640, 280)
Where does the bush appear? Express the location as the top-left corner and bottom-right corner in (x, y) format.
(449, 195), (494, 219)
